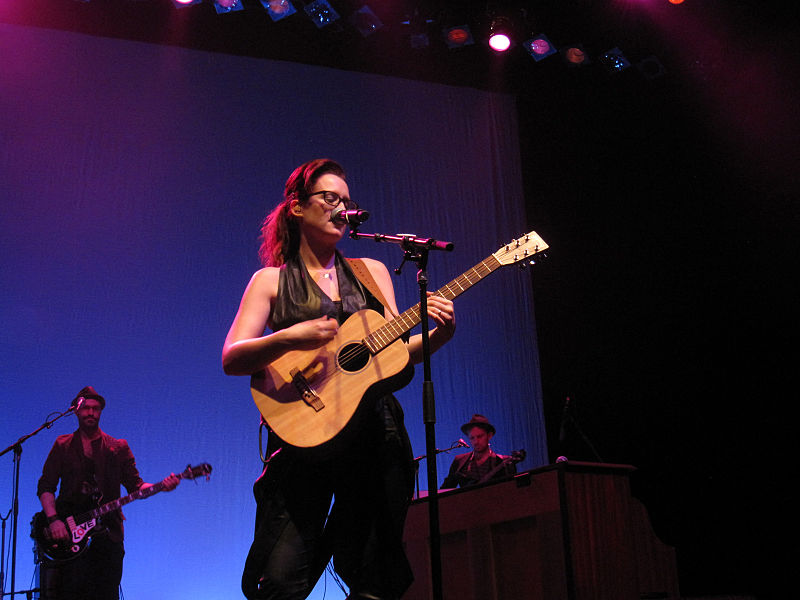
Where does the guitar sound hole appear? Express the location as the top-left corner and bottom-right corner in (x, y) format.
(338, 343), (370, 372)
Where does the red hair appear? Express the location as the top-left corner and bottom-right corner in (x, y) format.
(258, 159), (346, 267)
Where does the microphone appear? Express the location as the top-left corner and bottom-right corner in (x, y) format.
(331, 205), (370, 226)
(70, 397), (85, 413)
(457, 438), (470, 448)
(558, 396), (571, 443)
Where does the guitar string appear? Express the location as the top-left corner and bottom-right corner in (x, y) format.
(333, 254), (514, 367)
(71, 468), (207, 522)
(320, 258), (502, 374)
(297, 246), (541, 386)
(276, 244), (540, 408)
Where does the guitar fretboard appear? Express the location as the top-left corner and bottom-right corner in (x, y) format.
(363, 254), (503, 354)
(74, 475), (186, 524)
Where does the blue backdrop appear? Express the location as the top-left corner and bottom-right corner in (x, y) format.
(1, 24), (546, 599)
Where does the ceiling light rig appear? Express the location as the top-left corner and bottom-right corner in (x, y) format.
(213, 0), (243, 14)
(171, 0), (202, 8)
(637, 55), (666, 80)
(562, 45), (590, 67)
(443, 24), (475, 49)
(158, 0), (664, 84)
(260, 0), (296, 22)
(401, 8), (435, 49)
(349, 5), (383, 38)
(304, 0), (340, 28)
(524, 33), (557, 62)
(487, 16), (515, 52)
(439, 5), (476, 51)
(599, 47), (631, 74)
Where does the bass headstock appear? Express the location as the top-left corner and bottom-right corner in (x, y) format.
(181, 463), (213, 481)
(510, 449), (527, 463)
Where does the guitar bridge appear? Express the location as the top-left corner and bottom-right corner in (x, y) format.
(290, 368), (324, 412)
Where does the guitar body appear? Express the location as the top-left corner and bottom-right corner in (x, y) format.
(251, 308), (414, 454)
(31, 499), (99, 562)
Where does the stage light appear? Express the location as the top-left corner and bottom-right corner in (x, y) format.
(304, 0), (340, 28)
(637, 55), (666, 80)
(410, 31), (430, 49)
(562, 45), (589, 67)
(171, 0), (201, 7)
(599, 47), (631, 73)
(260, 0), (296, 21)
(524, 33), (557, 62)
(668, 0), (685, 4)
(403, 10), (433, 49)
(488, 17), (514, 52)
(213, 0), (243, 13)
(349, 5), (383, 37)
(443, 25), (474, 49)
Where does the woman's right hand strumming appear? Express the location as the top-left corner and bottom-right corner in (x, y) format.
(284, 315), (339, 350)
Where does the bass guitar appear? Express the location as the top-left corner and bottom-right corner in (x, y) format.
(477, 449), (527, 484)
(251, 231), (548, 453)
(32, 462), (212, 562)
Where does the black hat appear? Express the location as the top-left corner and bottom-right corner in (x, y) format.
(71, 386), (106, 410)
(461, 414), (496, 435)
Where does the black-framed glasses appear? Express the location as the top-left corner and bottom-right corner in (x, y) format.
(308, 190), (358, 210)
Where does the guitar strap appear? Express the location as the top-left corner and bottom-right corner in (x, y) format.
(345, 258), (398, 319)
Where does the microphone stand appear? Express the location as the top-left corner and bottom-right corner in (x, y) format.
(558, 397), (604, 463)
(0, 407), (75, 599)
(569, 413), (605, 463)
(413, 440), (470, 499)
(350, 228), (453, 600)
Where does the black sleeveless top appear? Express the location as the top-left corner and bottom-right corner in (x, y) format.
(270, 251), (385, 331)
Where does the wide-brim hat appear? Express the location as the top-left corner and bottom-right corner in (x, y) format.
(71, 386), (106, 409)
(461, 414), (496, 435)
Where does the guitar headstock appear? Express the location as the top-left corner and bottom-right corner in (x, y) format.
(510, 449), (527, 463)
(181, 463), (213, 481)
(493, 231), (549, 267)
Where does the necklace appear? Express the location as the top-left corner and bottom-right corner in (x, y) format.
(311, 267), (336, 280)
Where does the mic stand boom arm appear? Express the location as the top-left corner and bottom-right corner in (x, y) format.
(412, 441), (471, 499)
(349, 230), (454, 253)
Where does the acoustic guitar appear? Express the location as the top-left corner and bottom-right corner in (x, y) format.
(251, 231), (548, 454)
(32, 463), (212, 562)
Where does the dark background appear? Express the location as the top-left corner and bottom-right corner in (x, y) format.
(3, 0), (797, 597)
(515, 7), (797, 597)
(524, 61), (796, 599)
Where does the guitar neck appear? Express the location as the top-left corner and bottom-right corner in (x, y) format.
(75, 476), (181, 523)
(364, 253), (503, 353)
